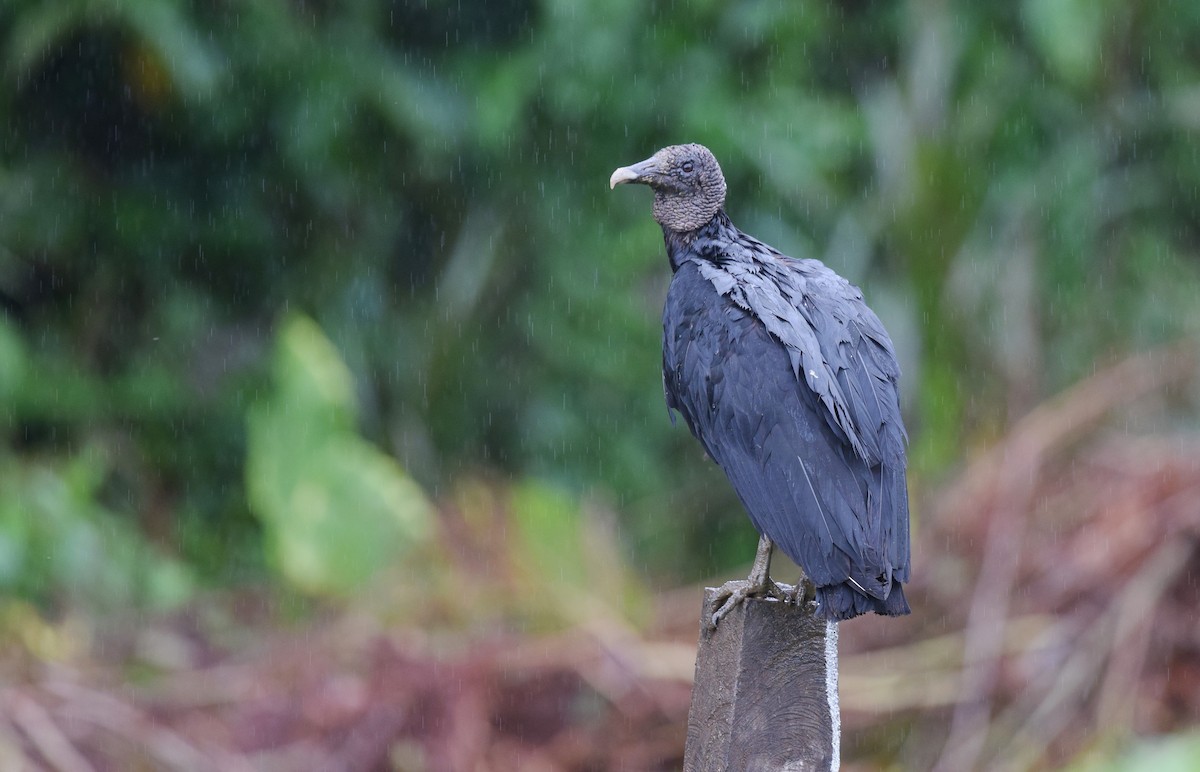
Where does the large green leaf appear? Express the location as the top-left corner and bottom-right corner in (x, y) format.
(246, 316), (433, 596)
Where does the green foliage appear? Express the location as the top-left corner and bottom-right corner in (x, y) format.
(1024, 0), (1110, 89)
(0, 319), (25, 403)
(1069, 733), (1200, 772)
(508, 479), (647, 627)
(0, 449), (193, 612)
(247, 316), (433, 596)
(0, 315), (191, 610)
(1, 0), (1199, 592)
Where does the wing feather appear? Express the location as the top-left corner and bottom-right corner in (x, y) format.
(662, 260), (909, 600)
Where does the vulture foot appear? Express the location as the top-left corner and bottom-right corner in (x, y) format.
(710, 534), (783, 628)
(709, 575), (785, 628)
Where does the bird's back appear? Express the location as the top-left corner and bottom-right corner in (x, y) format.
(662, 219), (910, 621)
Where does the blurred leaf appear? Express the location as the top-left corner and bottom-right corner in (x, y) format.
(508, 479), (647, 627)
(2, 0), (83, 77)
(0, 318), (25, 405)
(1069, 733), (1200, 772)
(271, 314), (357, 429)
(510, 480), (590, 593)
(119, 0), (220, 98)
(1120, 733), (1200, 772)
(1024, 0), (1108, 89)
(0, 450), (194, 611)
(247, 315), (434, 596)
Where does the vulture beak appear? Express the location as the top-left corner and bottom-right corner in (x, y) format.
(609, 157), (660, 189)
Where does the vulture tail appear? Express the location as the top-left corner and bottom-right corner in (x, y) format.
(815, 582), (910, 622)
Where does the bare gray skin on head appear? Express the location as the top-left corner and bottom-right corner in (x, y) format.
(609, 143), (727, 233)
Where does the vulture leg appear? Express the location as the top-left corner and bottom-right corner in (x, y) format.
(710, 533), (783, 628)
(787, 569), (815, 607)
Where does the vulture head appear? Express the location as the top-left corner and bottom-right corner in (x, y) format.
(610, 143), (727, 233)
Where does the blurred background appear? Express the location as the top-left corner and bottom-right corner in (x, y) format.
(2, 0), (1199, 769)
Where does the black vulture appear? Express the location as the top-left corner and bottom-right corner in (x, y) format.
(610, 143), (910, 624)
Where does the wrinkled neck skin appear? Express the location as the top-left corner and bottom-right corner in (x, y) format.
(663, 209), (732, 272)
(652, 172), (727, 246)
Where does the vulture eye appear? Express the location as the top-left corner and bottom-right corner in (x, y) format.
(681, 161), (694, 173)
